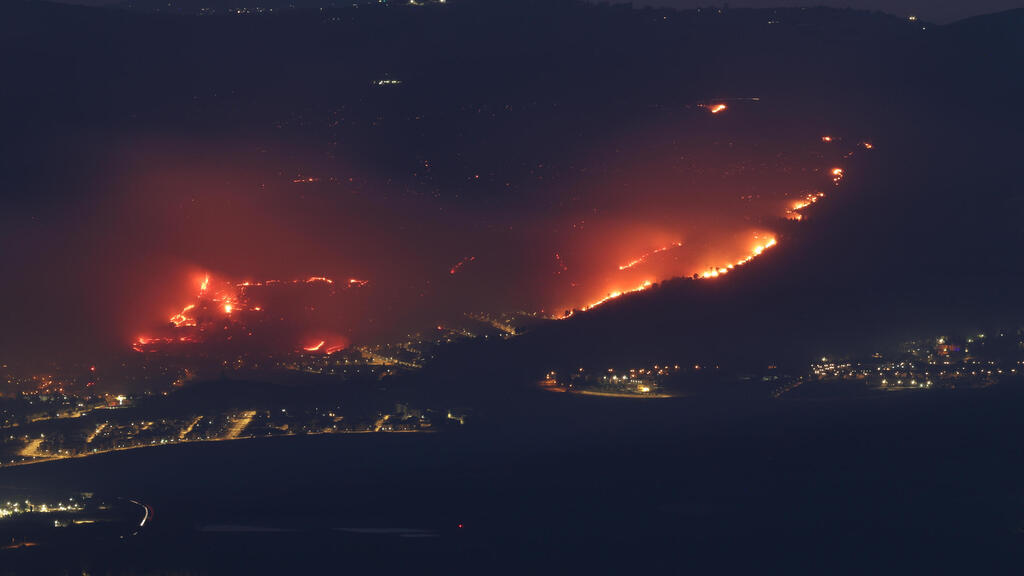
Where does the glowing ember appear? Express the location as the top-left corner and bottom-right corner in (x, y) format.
(565, 235), (780, 317)
(449, 256), (476, 276)
(822, 136), (833, 142)
(136, 273), (368, 353)
(132, 335), (195, 353)
(170, 304), (197, 327)
(698, 237), (777, 279)
(236, 277), (340, 288)
(163, 274), (255, 328)
(581, 280), (655, 312)
(303, 340), (326, 352)
(554, 253), (569, 275)
(618, 242), (684, 271)
(786, 192), (826, 220)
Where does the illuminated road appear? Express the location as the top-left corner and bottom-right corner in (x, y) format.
(85, 423), (108, 444)
(19, 438), (46, 458)
(465, 313), (517, 337)
(362, 351), (421, 369)
(2, 427), (434, 469)
(179, 415), (203, 439)
(570, 389), (676, 399)
(127, 498), (153, 535)
(225, 411), (257, 439)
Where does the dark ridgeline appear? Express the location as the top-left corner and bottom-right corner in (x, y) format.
(1, 1), (1023, 573)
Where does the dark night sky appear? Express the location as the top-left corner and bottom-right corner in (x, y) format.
(635, 0), (1023, 24)
(46, 0), (1024, 24)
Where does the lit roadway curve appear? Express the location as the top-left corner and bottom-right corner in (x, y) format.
(127, 498), (153, 535)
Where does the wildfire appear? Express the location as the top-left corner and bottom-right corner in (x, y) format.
(566, 235), (780, 316)
(163, 275), (252, 328)
(301, 338), (347, 354)
(303, 340), (326, 352)
(170, 304), (196, 327)
(236, 276), (338, 288)
(699, 237), (778, 279)
(137, 273), (367, 353)
(132, 335), (194, 353)
(785, 192), (826, 220)
(618, 242), (684, 271)
(558, 132), (858, 318)
(580, 280), (655, 312)
(707, 103), (728, 114)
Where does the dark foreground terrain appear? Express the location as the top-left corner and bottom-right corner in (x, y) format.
(2, 383), (1023, 574)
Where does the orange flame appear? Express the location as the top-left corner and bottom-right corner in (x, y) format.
(303, 340), (326, 352)
(581, 280), (655, 312)
(618, 242), (684, 271)
(699, 237), (778, 279)
(140, 272), (366, 352)
(785, 192), (825, 220)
